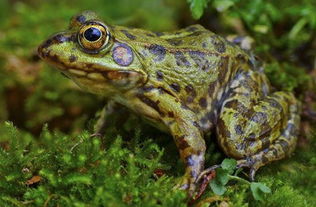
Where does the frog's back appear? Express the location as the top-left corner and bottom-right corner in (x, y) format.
(115, 24), (258, 130)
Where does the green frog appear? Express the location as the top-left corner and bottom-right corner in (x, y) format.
(38, 11), (300, 195)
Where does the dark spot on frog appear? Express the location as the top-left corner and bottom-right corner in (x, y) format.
(136, 94), (164, 116)
(235, 125), (243, 135)
(237, 142), (247, 151)
(50, 54), (60, 63)
(202, 42), (207, 48)
(69, 55), (77, 63)
(142, 85), (155, 92)
(147, 44), (166, 62)
(250, 112), (267, 123)
(261, 138), (270, 150)
(176, 136), (190, 150)
(185, 84), (194, 94)
(174, 51), (190, 67)
(199, 98), (207, 108)
(185, 84), (197, 103)
(54, 34), (70, 43)
(156, 70), (164, 80)
(76, 15), (86, 24)
(168, 111), (175, 118)
(248, 133), (256, 139)
(121, 30), (136, 40)
(170, 83), (181, 93)
(167, 39), (183, 46)
(210, 36), (226, 53)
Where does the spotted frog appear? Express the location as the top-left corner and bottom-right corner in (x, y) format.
(38, 11), (300, 195)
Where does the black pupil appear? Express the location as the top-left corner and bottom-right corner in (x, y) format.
(84, 27), (102, 41)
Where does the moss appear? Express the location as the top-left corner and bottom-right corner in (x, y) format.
(0, 122), (187, 206)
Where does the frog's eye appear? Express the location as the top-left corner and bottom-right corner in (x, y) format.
(78, 23), (110, 53)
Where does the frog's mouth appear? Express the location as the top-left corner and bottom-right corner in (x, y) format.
(38, 43), (146, 90)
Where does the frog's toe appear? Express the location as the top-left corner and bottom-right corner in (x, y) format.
(196, 164), (220, 183)
(237, 159), (260, 181)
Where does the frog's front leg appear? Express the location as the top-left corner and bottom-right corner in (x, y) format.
(134, 88), (206, 195)
(168, 112), (206, 194)
(92, 101), (130, 148)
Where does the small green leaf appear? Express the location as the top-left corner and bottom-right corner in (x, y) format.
(221, 159), (237, 174)
(216, 168), (229, 185)
(250, 182), (271, 201)
(210, 179), (227, 195)
(187, 0), (208, 19)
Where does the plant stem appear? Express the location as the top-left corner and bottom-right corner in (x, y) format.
(228, 175), (251, 185)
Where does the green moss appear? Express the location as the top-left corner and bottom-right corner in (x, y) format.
(0, 122), (187, 206)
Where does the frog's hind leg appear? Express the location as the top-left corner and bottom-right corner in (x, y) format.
(235, 96), (300, 180)
(213, 75), (300, 180)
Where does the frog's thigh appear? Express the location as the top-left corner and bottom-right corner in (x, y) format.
(217, 91), (300, 175)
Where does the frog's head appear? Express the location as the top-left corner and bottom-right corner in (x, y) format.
(38, 11), (147, 96)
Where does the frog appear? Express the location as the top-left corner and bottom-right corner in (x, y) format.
(37, 11), (300, 196)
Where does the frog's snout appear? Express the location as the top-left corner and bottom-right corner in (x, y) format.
(38, 33), (76, 60)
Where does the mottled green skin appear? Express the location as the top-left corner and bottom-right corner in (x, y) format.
(38, 11), (300, 195)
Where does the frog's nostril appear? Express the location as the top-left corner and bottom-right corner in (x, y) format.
(40, 39), (53, 50)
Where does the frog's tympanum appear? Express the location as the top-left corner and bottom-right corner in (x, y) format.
(38, 11), (300, 195)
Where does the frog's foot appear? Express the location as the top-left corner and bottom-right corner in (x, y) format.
(196, 164), (220, 184)
(236, 158), (261, 181)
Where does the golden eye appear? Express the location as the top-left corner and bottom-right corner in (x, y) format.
(78, 22), (110, 52)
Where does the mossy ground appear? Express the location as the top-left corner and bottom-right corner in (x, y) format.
(0, 0), (315, 206)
